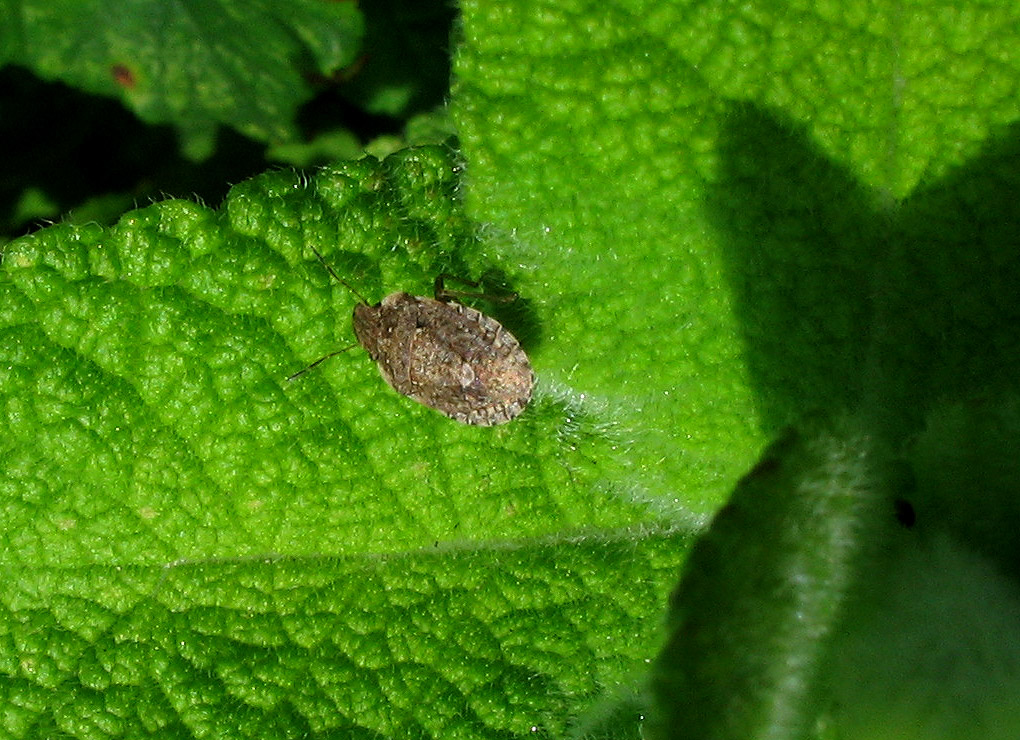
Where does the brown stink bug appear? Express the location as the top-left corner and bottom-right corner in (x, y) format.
(289, 247), (534, 426)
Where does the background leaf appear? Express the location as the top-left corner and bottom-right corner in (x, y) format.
(0, 0), (364, 148)
(450, 0), (1020, 738)
(649, 419), (901, 739)
(667, 0), (1020, 197)
(453, 1), (768, 518)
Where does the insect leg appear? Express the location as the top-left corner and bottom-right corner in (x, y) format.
(434, 273), (517, 303)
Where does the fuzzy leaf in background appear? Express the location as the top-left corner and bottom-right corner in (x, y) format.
(451, 0), (1020, 738)
(0, 0), (364, 151)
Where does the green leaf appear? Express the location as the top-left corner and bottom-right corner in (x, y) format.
(5, 0), (1020, 737)
(449, 0), (1020, 738)
(0, 0), (364, 145)
(2, 149), (656, 556)
(454, 4), (769, 517)
(1, 531), (685, 738)
(648, 419), (899, 739)
(826, 527), (1020, 740)
(0, 148), (686, 737)
(664, 0), (1020, 197)
(651, 400), (1020, 740)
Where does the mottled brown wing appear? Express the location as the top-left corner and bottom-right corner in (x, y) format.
(405, 298), (533, 425)
(354, 293), (533, 426)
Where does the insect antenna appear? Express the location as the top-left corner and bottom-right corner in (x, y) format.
(287, 343), (359, 381)
(307, 245), (371, 305)
(287, 247), (369, 381)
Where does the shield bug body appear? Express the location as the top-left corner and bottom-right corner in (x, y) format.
(290, 248), (533, 426)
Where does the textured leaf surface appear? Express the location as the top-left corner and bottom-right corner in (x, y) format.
(649, 420), (896, 740)
(0, 148), (688, 737)
(668, 0), (1020, 197)
(4, 0), (1020, 736)
(0, 0), (363, 144)
(1, 530), (685, 738)
(450, 0), (1020, 738)
(452, 0), (1020, 515)
(454, 2), (765, 517)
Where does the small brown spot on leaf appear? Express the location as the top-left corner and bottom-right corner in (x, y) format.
(111, 64), (136, 89)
